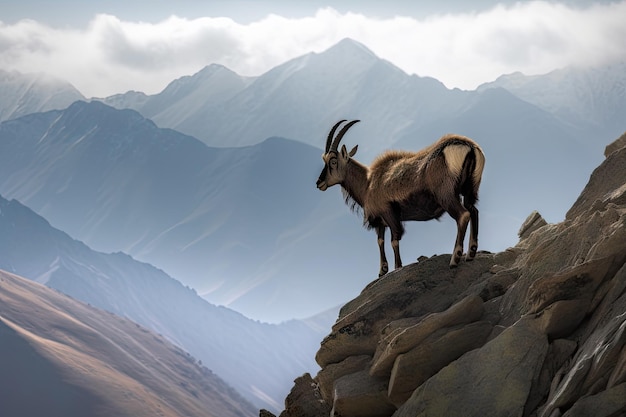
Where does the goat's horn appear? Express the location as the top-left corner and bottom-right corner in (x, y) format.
(326, 120), (347, 152)
(331, 119), (360, 151)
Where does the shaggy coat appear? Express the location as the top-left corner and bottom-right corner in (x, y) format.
(317, 120), (485, 276)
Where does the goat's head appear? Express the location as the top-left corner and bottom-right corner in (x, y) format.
(316, 119), (360, 191)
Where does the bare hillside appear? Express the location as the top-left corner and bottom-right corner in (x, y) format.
(0, 270), (256, 417)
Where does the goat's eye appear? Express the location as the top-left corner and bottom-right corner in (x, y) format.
(330, 159), (337, 168)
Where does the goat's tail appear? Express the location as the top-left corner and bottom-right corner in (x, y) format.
(470, 145), (485, 190)
(442, 141), (485, 200)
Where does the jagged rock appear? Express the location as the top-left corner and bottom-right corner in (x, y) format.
(278, 373), (330, 417)
(604, 131), (626, 157)
(568, 136), (626, 219)
(526, 339), (578, 414)
(536, 299), (588, 339)
(331, 370), (396, 417)
(561, 383), (626, 417)
(500, 202), (626, 326)
(317, 355), (371, 402)
(370, 294), (484, 377)
(387, 321), (493, 406)
(316, 254), (496, 367)
(260, 410), (276, 417)
(518, 210), (547, 240)
(394, 316), (549, 417)
(541, 307), (626, 417)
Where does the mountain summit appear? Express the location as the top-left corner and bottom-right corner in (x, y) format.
(0, 70), (84, 122)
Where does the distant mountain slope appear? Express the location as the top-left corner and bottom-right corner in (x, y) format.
(0, 195), (328, 412)
(477, 62), (626, 140)
(0, 70), (84, 122)
(0, 269), (256, 417)
(100, 64), (253, 133)
(0, 99), (379, 322)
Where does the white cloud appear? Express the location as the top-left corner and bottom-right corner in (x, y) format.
(0, 1), (624, 97)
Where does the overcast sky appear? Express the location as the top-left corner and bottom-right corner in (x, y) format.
(1, 0), (624, 97)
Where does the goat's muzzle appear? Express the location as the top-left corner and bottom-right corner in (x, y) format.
(317, 168), (328, 191)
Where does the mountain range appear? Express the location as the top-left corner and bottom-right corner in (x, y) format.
(1, 39), (621, 323)
(0, 194), (328, 412)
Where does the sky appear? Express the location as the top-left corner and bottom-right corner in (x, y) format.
(0, 0), (625, 97)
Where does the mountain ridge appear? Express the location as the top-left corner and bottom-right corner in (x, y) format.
(0, 69), (85, 122)
(0, 268), (257, 417)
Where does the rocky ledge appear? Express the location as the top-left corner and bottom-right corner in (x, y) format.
(265, 133), (626, 417)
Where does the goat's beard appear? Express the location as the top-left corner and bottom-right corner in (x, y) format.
(341, 187), (362, 215)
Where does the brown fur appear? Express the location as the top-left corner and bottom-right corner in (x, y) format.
(317, 121), (485, 275)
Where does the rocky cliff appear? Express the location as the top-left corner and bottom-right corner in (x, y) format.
(267, 132), (626, 417)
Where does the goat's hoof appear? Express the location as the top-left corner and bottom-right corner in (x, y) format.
(378, 263), (388, 277)
(466, 245), (478, 261)
(450, 249), (462, 267)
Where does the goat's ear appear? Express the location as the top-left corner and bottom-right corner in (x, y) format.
(349, 145), (358, 157)
(340, 144), (349, 159)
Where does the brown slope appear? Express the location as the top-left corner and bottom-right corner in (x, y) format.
(0, 269), (256, 417)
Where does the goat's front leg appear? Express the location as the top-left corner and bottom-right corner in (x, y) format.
(376, 225), (389, 277)
(384, 208), (404, 270)
(391, 237), (402, 270)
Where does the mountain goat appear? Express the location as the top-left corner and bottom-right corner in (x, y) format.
(316, 120), (485, 276)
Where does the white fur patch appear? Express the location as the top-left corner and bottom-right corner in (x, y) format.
(442, 144), (471, 177)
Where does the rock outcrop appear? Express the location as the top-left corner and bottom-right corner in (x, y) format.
(268, 133), (626, 417)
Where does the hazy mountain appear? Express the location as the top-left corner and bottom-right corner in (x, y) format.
(98, 38), (463, 153)
(0, 100), (365, 322)
(0, 195), (330, 412)
(0, 69), (84, 122)
(477, 61), (626, 140)
(0, 269), (256, 417)
(100, 64), (253, 134)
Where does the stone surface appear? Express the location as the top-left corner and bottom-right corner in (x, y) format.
(278, 373), (330, 417)
(568, 137), (626, 220)
(604, 131), (626, 157)
(331, 370), (396, 417)
(394, 316), (549, 417)
(561, 383), (626, 417)
(316, 255), (496, 367)
(387, 321), (493, 406)
(541, 311), (626, 417)
(518, 210), (548, 240)
(370, 294), (484, 377)
(536, 299), (588, 339)
(317, 355), (371, 402)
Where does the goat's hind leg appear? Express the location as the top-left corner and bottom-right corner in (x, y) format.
(445, 199), (471, 268)
(376, 225), (389, 277)
(465, 204), (479, 261)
